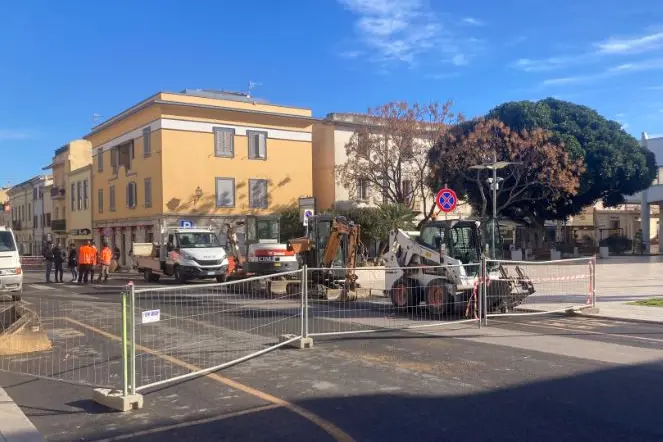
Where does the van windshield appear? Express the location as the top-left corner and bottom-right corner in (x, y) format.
(176, 232), (221, 249)
(0, 232), (17, 252)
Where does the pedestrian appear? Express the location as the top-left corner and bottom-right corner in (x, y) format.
(97, 242), (112, 283)
(111, 246), (120, 272)
(52, 243), (64, 283)
(77, 240), (92, 284)
(68, 244), (78, 283)
(43, 242), (54, 283)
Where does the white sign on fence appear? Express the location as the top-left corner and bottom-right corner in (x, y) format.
(141, 309), (161, 324)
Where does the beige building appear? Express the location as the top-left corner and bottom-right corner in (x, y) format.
(7, 175), (53, 255)
(45, 139), (93, 246)
(312, 113), (472, 219)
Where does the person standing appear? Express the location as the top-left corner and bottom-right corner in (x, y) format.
(77, 240), (92, 284)
(43, 242), (54, 283)
(68, 244), (78, 283)
(97, 243), (112, 283)
(52, 243), (64, 283)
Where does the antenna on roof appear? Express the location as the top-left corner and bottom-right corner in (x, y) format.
(92, 113), (103, 125)
(247, 81), (261, 98)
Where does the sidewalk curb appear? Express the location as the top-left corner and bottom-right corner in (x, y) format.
(0, 387), (45, 442)
(580, 313), (663, 326)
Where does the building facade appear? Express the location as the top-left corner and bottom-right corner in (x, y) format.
(7, 175), (53, 255)
(46, 139), (93, 246)
(0, 186), (10, 227)
(87, 89), (314, 267)
(312, 113), (472, 218)
(624, 132), (663, 252)
(67, 165), (93, 246)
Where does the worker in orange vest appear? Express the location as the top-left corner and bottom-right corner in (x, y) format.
(77, 240), (93, 284)
(97, 243), (113, 283)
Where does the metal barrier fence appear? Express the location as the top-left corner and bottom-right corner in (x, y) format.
(130, 271), (304, 393)
(484, 257), (595, 319)
(0, 255), (598, 406)
(306, 264), (482, 337)
(20, 255), (45, 271)
(0, 294), (123, 388)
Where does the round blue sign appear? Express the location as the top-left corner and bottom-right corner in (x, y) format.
(435, 188), (458, 213)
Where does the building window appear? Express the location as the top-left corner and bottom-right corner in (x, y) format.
(247, 131), (267, 160)
(98, 189), (104, 213)
(126, 181), (137, 209)
(249, 179), (268, 209)
(143, 127), (151, 158)
(357, 179), (370, 200)
(215, 178), (235, 208)
(77, 181), (82, 210)
(55, 207), (59, 219)
(32, 188), (37, 200)
(71, 183), (76, 211)
(28, 204), (31, 220)
(214, 127), (235, 157)
(98, 149), (104, 172)
(46, 213), (51, 227)
(83, 180), (89, 210)
(109, 185), (116, 212)
(33, 215), (37, 228)
(144, 178), (152, 208)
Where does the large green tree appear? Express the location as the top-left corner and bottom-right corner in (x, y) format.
(487, 98), (657, 218)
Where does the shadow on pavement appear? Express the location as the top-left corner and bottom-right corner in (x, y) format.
(75, 360), (663, 442)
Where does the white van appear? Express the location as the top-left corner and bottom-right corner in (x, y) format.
(0, 227), (23, 294)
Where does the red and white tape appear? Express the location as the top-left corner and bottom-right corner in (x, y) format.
(490, 274), (589, 283)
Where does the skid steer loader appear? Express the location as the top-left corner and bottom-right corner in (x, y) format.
(383, 219), (535, 316)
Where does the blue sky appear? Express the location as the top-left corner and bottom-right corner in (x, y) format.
(2, 0), (663, 185)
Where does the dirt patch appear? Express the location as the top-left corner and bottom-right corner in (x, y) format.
(0, 302), (52, 355)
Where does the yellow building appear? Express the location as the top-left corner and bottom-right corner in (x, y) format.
(86, 89), (314, 266)
(7, 175), (53, 255)
(0, 186), (10, 227)
(45, 140), (93, 247)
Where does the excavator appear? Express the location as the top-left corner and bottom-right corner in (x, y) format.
(384, 218), (535, 316)
(286, 215), (363, 300)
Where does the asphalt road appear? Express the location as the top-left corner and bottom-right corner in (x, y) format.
(1, 271), (663, 441)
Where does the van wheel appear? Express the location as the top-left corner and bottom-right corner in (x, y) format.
(174, 266), (186, 284)
(216, 275), (227, 283)
(143, 269), (152, 282)
(149, 274), (160, 282)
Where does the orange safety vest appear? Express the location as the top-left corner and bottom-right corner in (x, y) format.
(91, 246), (98, 265)
(78, 245), (90, 265)
(100, 247), (112, 265)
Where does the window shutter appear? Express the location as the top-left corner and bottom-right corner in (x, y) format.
(143, 128), (151, 157)
(214, 129), (223, 156)
(258, 133), (266, 158)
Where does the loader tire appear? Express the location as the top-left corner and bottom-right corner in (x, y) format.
(425, 279), (453, 316)
(389, 278), (417, 310)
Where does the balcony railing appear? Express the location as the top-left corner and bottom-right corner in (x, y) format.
(51, 186), (65, 199)
(51, 219), (66, 232)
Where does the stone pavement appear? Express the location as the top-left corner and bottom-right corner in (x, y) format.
(585, 303), (663, 324)
(0, 387), (45, 442)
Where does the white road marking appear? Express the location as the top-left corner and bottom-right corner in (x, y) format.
(28, 284), (56, 291)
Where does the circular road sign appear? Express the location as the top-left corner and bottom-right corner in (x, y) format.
(435, 188), (458, 213)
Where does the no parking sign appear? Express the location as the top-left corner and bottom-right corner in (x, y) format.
(435, 188), (457, 213)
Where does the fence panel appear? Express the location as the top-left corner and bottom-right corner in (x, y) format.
(0, 293), (124, 388)
(306, 264), (482, 337)
(484, 257), (595, 318)
(132, 270), (303, 392)
(20, 256), (45, 271)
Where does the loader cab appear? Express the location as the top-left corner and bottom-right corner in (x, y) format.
(417, 220), (483, 265)
(480, 218), (504, 260)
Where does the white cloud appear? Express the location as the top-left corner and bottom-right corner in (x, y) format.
(542, 57), (663, 86)
(513, 31), (663, 72)
(595, 32), (663, 54)
(337, 0), (472, 66)
(339, 50), (364, 58)
(461, 17), (484, 26)
(0, 129), (33, 141)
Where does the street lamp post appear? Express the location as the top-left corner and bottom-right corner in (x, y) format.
(470, 152), (521, 259)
